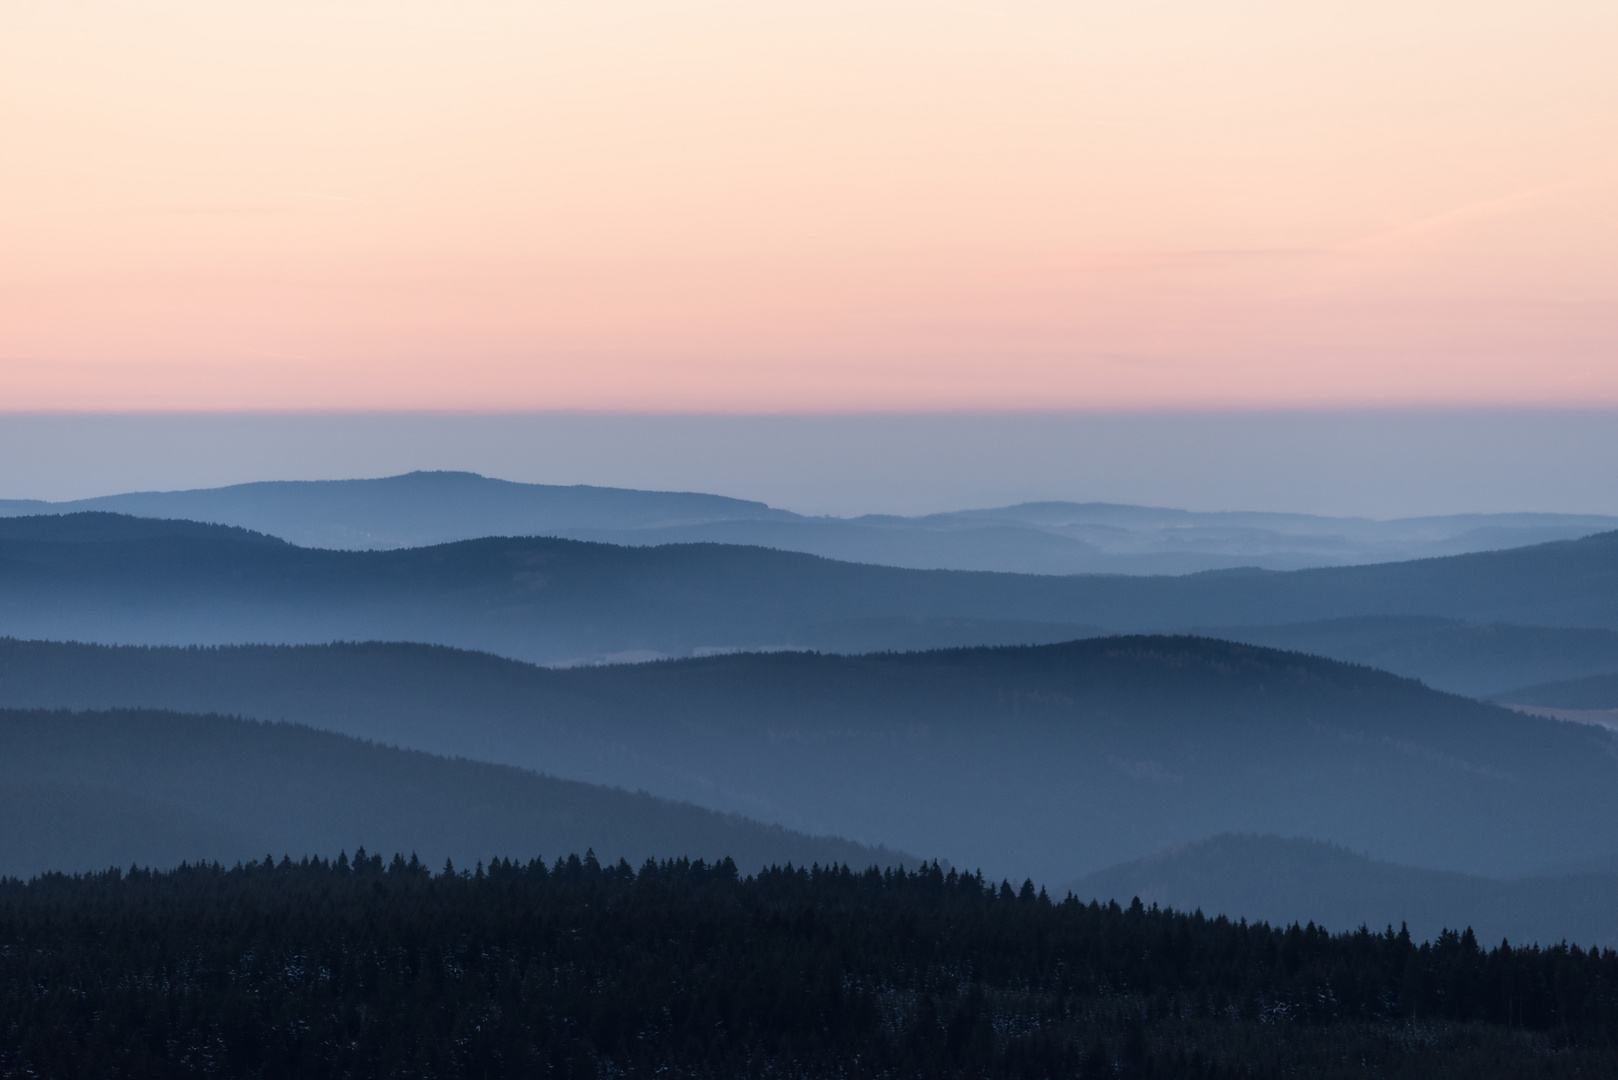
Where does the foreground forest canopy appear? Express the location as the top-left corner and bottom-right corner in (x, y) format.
(4, 855), (1617, 1079)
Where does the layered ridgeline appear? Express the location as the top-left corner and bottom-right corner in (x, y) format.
(0, 707), (902, 881)
(3, 513), (1618, 672)
(5, 470), (1612, 574)
(3, 637), (1615, 885)
(1069, 835), (1618, 949)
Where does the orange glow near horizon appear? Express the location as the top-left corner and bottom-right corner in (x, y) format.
(2, 1), (1616, 411)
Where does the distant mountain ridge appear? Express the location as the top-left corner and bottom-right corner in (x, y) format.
(3, 511), (1618, 668)
(12, 516), (1604, 692)
(0, 510), (285, 546)
(2, 635), (1615, 883)
(4, 470), (1612, 574)
(0, 472), (787, 540)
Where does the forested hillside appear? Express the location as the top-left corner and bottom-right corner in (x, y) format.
(3, 512), (1618, 667)
(4, 855), (1616, 1079)
(0, 707), (900, 880)
(4, 636), (1615, 883)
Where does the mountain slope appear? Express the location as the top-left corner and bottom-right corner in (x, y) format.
(1491, 672), (1618, 710)
(3, 636), (1615, 882)
(1068, 834), (1618, 948)
(0, 707), (902, 880)
(1203, 616), (1618, 697)
(3, 513), (1618, 665)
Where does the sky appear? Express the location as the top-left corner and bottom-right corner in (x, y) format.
(3, 0), (1616, 412)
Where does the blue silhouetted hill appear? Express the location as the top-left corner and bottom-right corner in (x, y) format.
(3, 512), (1618, 666)
(0, 705), (905, 881)
(3, 635), (1615, 884)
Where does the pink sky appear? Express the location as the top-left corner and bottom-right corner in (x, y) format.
(3, 1), (1615, 411)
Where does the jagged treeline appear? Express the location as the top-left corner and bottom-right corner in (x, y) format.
(3, 854), (1617, 1078)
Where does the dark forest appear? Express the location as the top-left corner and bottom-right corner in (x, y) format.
(4, 853), (1616, 1079)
